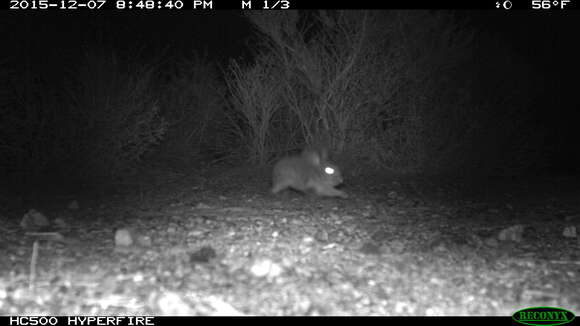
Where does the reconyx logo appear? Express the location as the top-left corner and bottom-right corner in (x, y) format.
(513, 307), (576, 326)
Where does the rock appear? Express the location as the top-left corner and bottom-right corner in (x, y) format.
(20, 209), (50, 230)
(156, 292), (195, 315)
(53, 218), (68, 229)
(360, 242), (382, 255)
(136, 235), (152, 247)
(250, 259), (283, 278)
(189, 246), (217, 264)
(388, 240), (406, 254)
(188, 230), (204, 237)
(205, 296), (245, 316)
(563, 226), (576, 238)
(67, 200), (80, 210)
(498, 224), (525, 242)
(314, 229), (329, 242)
(114, 229), (133, 247)
(196, 202), (211, 209)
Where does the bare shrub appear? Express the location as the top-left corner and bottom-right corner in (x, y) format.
(232, 11), (474, 171)
(244, 11), (373, 153)
(225, 11), (539, 176)
(223, 52), (285, 164)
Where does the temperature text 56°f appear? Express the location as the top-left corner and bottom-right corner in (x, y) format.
(532, 0), (571, 9)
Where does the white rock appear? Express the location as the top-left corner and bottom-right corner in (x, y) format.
(156, 292), (195, 315)
(563, 226), (577, 238)
(114, 229), (133, 247)
(206, 296), (244, 316)
(250, 259), (283, 278)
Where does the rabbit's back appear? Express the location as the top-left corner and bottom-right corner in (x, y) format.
(272, 155), (316, 191)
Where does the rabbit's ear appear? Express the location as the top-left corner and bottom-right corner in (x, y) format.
(319, 148), (328, 161)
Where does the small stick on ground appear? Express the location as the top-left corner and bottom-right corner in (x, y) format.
(29, 240), (39, 291)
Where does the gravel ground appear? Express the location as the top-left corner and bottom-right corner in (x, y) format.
(1, 168), (579, 315)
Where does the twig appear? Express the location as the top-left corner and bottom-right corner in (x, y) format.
(550, 260), (580, 265)
(29, 240), (39, 291)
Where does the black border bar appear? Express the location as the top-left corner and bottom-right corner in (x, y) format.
(3, 0), (576, 10)
(0, 316), (526, 326)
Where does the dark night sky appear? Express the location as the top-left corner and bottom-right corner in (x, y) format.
(4, 11), (578, 77)
(5, 11), (576, 61)
(477, 12), (580, 170)
(5, 11), (578, 84)
(2, 12), (251, 65)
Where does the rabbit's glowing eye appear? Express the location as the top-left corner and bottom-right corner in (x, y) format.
(324, 167), (335, 175)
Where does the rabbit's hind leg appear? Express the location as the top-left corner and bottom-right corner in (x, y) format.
(271, 182), (290, 194)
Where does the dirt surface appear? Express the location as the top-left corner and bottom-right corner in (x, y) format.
(1, 168), (579, 315)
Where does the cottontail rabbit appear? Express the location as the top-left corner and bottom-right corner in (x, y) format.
(271, 149), (347, 198)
